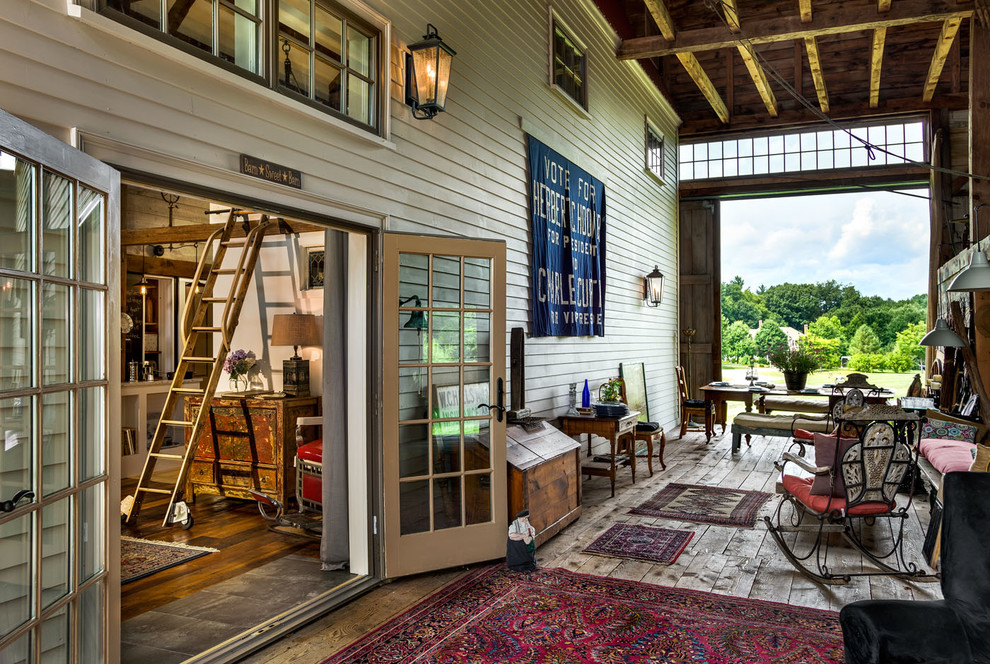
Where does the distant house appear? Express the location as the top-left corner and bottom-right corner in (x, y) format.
(749, 321), (804, 350)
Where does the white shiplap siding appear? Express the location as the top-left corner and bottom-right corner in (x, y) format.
(2, 0), (680, 429)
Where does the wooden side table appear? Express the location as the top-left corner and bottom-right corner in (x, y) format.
(559, 411), (639, 497)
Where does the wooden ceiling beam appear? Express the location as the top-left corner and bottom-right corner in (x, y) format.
(799, 0), (813, 23)
(722, 0), (741, 31)
(922, 17), (963, 102)
(869, 27), (887, 108)
(804, 36), (829, 113)
(878, 0), (892, 11)
(120, 218), (325, 246)
(619, 0), (973, 59)
(723, 2), (778, 116)
(644, 0), (729, 123)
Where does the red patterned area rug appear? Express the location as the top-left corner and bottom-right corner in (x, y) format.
(583, 523), (694, 564)
(320, 566), (843, 664)
(121, 536), (218, 584)
(629, 482), (773, 528)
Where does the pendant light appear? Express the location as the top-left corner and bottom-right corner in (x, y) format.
(918, 318), (966, 348)
(947, 204), (990, 292)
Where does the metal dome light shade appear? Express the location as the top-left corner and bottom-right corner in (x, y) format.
(947, 249), (990, 292)
(918, 318), (967, 347)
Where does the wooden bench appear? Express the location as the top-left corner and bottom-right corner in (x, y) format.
(758, 396), (830, 415)
(730, 412), (833, 454)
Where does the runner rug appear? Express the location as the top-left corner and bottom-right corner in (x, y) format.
(628, 482), (773, 528)
(121, 536), (218, 584)
(320, 565), (843, 664)
(583, 523), (694, 564)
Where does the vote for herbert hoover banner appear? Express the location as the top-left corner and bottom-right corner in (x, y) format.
(527, 135), (606, 337)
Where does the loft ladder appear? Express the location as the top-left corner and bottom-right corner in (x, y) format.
(122, 210), (273, 528)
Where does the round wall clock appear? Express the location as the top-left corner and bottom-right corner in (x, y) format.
(121, 312), (134, 335)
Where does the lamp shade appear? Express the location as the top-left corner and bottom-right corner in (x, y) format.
(918, 318), (967, 347)
(270, 313), (321, 351)
(947, 250), (990, 292)
(645, 265), (664, 306)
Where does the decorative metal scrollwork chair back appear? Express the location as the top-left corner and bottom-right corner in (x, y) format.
(764, 397), (938, 585)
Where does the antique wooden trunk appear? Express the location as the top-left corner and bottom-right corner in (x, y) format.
(506, 421), (582, 547)
(184, 395), (319, 506)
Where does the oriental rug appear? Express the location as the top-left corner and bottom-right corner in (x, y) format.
(320, 565), (843, 664)
(628, 482), (772, 528)
(583, 523), (694, 564)
(121, 537), (218, 584)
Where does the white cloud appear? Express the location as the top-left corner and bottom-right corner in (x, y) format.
(721, 190), (928, 299)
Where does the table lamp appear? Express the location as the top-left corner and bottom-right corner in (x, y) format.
(271, 313), (321, 396)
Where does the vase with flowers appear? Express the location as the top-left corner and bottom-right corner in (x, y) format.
(766, 344), (824, 391)
(224, 349), (257, 392)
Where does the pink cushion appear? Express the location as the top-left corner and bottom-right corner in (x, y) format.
(782, 475), (893, 516)
(919, 438), (977, 475)
(810, 432), (859, 497)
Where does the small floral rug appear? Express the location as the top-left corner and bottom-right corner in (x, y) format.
(629, 482), (773, 528)
(583, 523), (694, 564)
(320, 565), (843, 663)
(121, 537), (218, 584)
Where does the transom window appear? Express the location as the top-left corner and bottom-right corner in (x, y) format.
(646, 124), (664, 180)
(100, 0), (381, 133)
(550, 18), (586, 109)
(679, 119), (926, 181)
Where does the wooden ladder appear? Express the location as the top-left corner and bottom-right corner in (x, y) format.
(122, 210), (273, 528)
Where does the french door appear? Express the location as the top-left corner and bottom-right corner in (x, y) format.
(0, 110), (119, 662)
(383, 234), (507, 577)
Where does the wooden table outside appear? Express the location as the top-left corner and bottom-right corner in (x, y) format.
(699, 383), (895, 439)
(559, 411), (640, 498)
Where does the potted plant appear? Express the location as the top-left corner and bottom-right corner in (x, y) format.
(766, 344), (823, 391)
(594, 377), (629, 417)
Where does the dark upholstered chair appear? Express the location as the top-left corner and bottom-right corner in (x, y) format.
(675, 365), (713, 442)
(840, 471), (990, 664)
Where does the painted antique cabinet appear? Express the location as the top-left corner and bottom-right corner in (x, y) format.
(184, 395), (320, 506)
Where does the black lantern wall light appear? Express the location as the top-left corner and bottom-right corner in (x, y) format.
(645, 265), (665, 306)
(405, 24), (456, 120)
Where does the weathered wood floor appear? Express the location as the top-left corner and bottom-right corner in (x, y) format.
(244, 427), (941, 663)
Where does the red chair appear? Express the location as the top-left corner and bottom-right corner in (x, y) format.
(295, 416), (323, 512)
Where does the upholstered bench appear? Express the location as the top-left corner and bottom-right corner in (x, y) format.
(730, 412), (833, 453)
(758, 396), (829, 415)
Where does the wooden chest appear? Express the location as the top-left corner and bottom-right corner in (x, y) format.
(184, 395), (319, 506)
(506, 421), (582, 547)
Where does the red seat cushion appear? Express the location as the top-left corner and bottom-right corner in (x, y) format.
(918, 438), (976, 475)
(297, 439), (323, 462)
(793, 429), (815, 441)
(781, 475), (893, 516)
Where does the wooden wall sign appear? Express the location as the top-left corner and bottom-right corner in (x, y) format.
(239, 154), (302, 189)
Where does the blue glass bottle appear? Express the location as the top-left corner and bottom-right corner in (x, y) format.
(581, 379), (591, 408)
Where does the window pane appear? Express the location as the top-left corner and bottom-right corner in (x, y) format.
(315, 58), (342, 110)
(41, 391), (70, 496)
(346, 75), (372, 125)
(0, 396), (33, 507)
(432, 421), (460, 474)
(0, 151), (34, 272)
(167, 0), (213, 55)
(463, 257), (490, 308)
(463, 367), (490, 415)
(464, 313), (490, 363)
(79, 483), (105, 582)
(41, 498), (71, 609)
(42, 172), (71, 278)
(280, 39), (311, 96)
(464, 420), (490, 472)
(399, 253), (429, 306)
(399, 480), (429, 534)
(398, 423), (428, 478)
(398, 367), (427, 421)
(432, 256), (460, 308)
(39, 604), (69, 663)
(316, 6), (342, 61)
(77, 187), (104, 284)
(553, 23), (585, 107)
(78, 583), (104, 664)
(79, 386), (105, 481)
(348, 26), (372, 77)
(431, 312), (460, 363)
(112, 0), (161, 28)
(219, 6), (259, 73)
(0, 630), (31, 663)
(465, 473), (491, 525)
(0, 513), (32, 638)
(42, 283), (70, 386)
(434, 477), (462, 530)
(79, 288), (105, 382)
(432, 366), (460, 419)
(0, 278), (33, 390)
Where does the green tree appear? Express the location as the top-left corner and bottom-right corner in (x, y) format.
(723, 320), (757, 361)
(888, 321), (927, 372)
(848, 324), (882, 355)
(798, 334), (842, 369)
(807, 314), (847, 354)
(754, 324), (788, 358)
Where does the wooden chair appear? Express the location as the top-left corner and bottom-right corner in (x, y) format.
(675, 365), (713, 442)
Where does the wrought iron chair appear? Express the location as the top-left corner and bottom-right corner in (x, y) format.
(675, 365), (713, 442)
(763, 403), (937, 585)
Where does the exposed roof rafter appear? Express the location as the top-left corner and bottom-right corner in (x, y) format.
(804, 36), (829, 112)
(923, 17), (963, 102)
(870, 27), (887, 108)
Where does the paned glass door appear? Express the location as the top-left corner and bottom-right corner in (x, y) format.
(383, 234), (506, 577)
(0, 111), (118, 663)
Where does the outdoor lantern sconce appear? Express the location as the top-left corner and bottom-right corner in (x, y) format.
(405, 24), (456, 120)
(645, 265), (664, 306)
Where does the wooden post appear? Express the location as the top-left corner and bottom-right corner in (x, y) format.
(970, 16), (990, 240)
(949, 301), (990, 424)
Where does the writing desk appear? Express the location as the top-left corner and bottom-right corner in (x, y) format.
(559, 411), (639, 498)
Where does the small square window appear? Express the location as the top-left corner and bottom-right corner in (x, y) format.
(551, 17), (587, 108)
(646, 124), (664, 179)
(306, 249), (325, 289)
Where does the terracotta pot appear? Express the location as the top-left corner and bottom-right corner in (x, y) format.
(783, 371), (809, 391)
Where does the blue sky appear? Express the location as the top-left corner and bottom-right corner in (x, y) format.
(720, 190), (930, 301)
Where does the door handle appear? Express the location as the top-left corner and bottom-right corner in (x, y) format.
(478, 378), (506, 422)
(1, 489), (34, 514)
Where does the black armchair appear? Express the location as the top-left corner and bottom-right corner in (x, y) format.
(840, 471), (990, 664)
